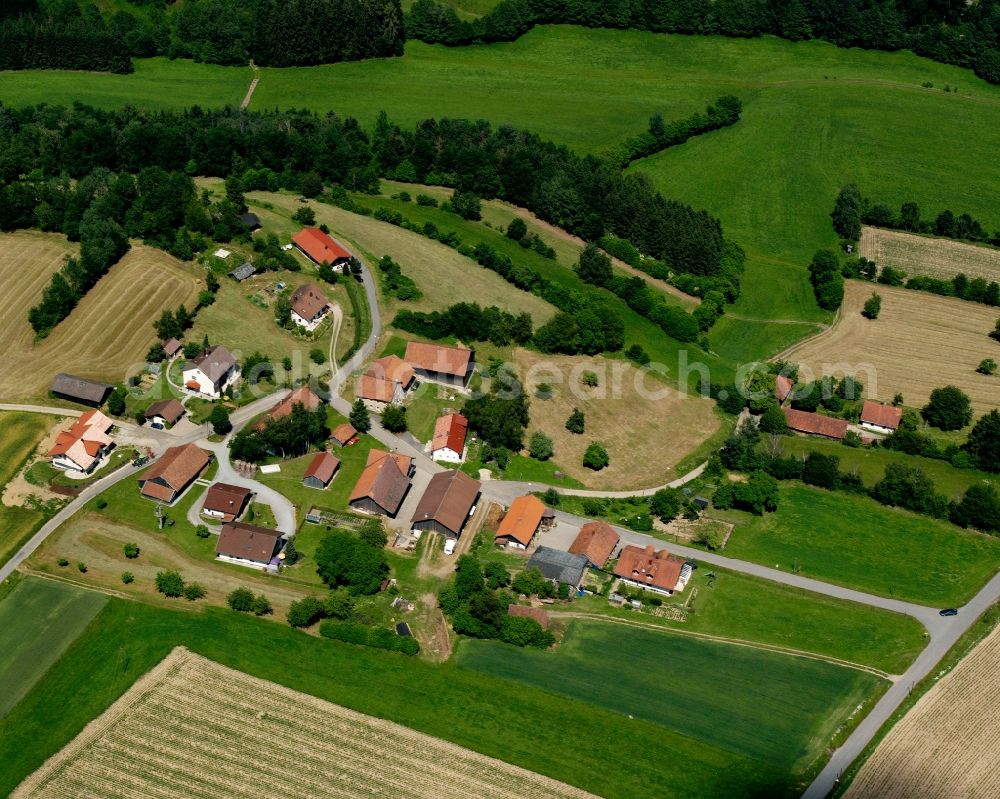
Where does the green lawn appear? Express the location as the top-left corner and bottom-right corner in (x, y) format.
(776, 436), (996, 500)
(0, 411), (59, 568)
(0, 577), (107, 717)
(456, 620), (884, 775)
(719, 484), (1000, 605)
(573, 565), (925, 674)
(0, 599), (793, 799)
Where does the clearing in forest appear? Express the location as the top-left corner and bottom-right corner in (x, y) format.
(844, 623), (1000, 799)
(784, 281), (1000, 415)
(13, 646), (599, 799)
(0, 234), (201, 401)
(860, 226), (1000, 283)
(515, 349), (719, 489)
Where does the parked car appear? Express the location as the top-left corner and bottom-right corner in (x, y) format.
(939, 608), (959, 617)
(443, 538), (456, 556)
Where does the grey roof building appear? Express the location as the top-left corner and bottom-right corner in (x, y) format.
(50, 373), (113, 407)
(228, 263), (256, 281)
(526, 546), (589, 588)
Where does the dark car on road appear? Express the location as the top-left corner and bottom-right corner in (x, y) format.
(939, 608), (959, 616)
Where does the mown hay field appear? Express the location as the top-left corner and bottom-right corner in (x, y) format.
(860, 226), (1000, 282)
(0, 233), (202, 400)
(784, 281), (1000, 415)
(13, 646), (599, 799)
(845, 624), (1000, 799)
(516, 349), (719, 489)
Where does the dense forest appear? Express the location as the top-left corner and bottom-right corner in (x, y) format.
(407, 0), (1000, 85)
(0, 103), (732, 281)
(0, 0), (404, 71)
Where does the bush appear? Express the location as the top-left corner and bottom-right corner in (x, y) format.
(506, 218), (527, 241)
(581, 370), (599, 387)
(76, 562), (87, 573)
(381, 404), (407, 433)
(195, 524), (211, 538)
(977, 358), (997, 375)
(309, 348), (326, 365)
(155, 570), (185, 597)
(529, 431), (554, 461)
(183, 583), (206, 601)
(123, 542), (140, 559)
(95, 498), (107, 510)
(565, 408), (585, 434)
(227, 586), (255, 612)
(541, 487), (561, 506)
(252, 595), (273, 616)
(583, 442), (609, 471)
(57, 557), (69, 567)
(287, 595), (325, 628)
(862, 292), (882, 319)
(121, 571), (134, 584)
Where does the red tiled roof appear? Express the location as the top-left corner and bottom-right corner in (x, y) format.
(292, 228), (350, 265)
(431, 413), (468, 455)
(356, 374), (398, 403)
(495, 495), (545, 547)
(349, 450), (411, 513)
(304, 451), (340, 485)
(404, 341), (472, 379)
(366, 355), (415, 387)
(331, 423), (358, 446)
(775, 375), (794, 402)
(266, 386), (322, 425)
(569, 521), (620, 568)
(139, 444), (211, 500)
(860, 401), (902, 431)
(614, 544), (684, 592)
(508, 604), (550, 629)
(783, 407), (848, 440)
(202, 483), (252, 520)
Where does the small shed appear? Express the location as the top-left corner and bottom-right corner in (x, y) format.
(395, 622), (412, 637)
(162, 338), (182, 359)
(693, 496), (709, 510)
(331, 423), (359, 447)
(305, 507), (323, 524)
(228, 263), (256, 281)
(303, 451), (340, 489)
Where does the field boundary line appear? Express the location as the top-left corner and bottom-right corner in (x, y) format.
(774, 303), (842, 361)
(21, 569), (138, 602)
(550, 612), (896, 679)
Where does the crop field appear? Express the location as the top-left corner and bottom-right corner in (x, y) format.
(844, 624), (1000, 799)
(13, 646), (599, 799)
(860, 226), (1000, 282)
(783, 281), (1000, 415)
(0, 236), (202, 401)
(0, 410), (55, 566)
(515, 349), (719, 489)
(720, 484), (1000, 605)
(457, 620), (884, 775)
(0, 577), (107, 718)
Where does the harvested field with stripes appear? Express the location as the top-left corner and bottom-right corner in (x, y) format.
(13, 647), (599, 799)
(0, 234), (201, 400)
(860, 227), (1000, 283)
(845, 624), (1000, 799)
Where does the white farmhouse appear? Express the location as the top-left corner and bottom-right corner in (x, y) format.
(182, 345), (240, 398)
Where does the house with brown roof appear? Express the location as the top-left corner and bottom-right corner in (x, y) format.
(614, 544), (692, 596)
(404, 342), (473, 388)
(216, 521), (284, 570)
(783, 407), (848, 441)
(201, 483), (252, 522)
(411, 470), (481, 539)
(292, 228), (351, 270)
(355, 374), (404, 414)
(495, 495), (546, 550)
(162, 338), (182, 359)
(430, 413), (468, 463)
(367, 355), (415, 390)
(348, 450), (413, 517)
(138, 443), (212, 504)
(569, 521), (620, 569)
(145, 398), (185, 429)
(182, 345), (240, 399)
(331, 423), (359, 447)
(48, 410), (115, 473)
(508, 604), (550, 629)
(289, 283), (332, 331)
(860, 400), (903, 435)
(303, 451), (340, 489)
(259, 386), (322, 429)
(50, 373), (113, 407)
(775, 375), (794, 404)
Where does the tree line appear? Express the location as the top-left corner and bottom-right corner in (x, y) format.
(406, 0), (1000, 87)
(393, 303), (533, 347)
(1, 0), (403, 72)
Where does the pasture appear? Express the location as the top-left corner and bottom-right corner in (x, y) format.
(13, 646), (598, 799)
(515, 349), (720, 489)
(860, 226), (1000, 282)
(783, 281), (1000, 415)
(0, 411), (54, 567)
(0, 235), (202, 401)
(0, 599), (787, 799)
(720, 484), (1000, 605)
(844, 623), (1000, 799)
(456, 619), (884, 774)
(0, 577), (107, 717)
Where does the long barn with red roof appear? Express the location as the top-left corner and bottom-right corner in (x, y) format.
(292, 228), (351, 270)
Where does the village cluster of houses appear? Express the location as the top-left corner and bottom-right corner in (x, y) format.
(775, 375), (904, 441)
(355, 341), (474, 414)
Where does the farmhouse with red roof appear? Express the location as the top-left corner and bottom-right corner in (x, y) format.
(783, 407), (849, 441)
(859, 400), (903, 435)
(430, 412), (468, 463)
(292, 228), (351, 270)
